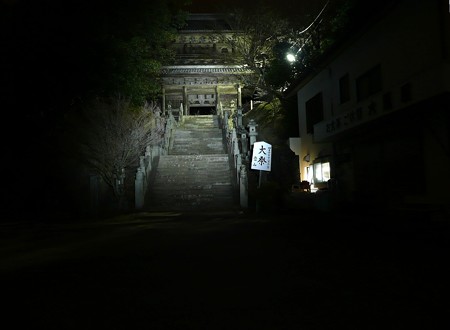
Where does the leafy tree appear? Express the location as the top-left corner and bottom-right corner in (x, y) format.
(76, 0), (189, 106)
(1, 0), (189, 116)
(225, 7), (288, 71)
(1, 0), (191, 217)
(277, 0), (395, 90)
(213, 5), (290, 101)
(213, 0), (360, 97)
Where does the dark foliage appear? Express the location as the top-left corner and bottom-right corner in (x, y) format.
(0, 0), (188, 220)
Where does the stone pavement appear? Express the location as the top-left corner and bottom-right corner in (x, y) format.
(0, 209), (448, 329)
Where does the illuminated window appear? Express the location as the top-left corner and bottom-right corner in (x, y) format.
(314, 163), (322, 182)
(313, 162), (331, 183)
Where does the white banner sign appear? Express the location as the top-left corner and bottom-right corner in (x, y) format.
(251, 141), (272, 171)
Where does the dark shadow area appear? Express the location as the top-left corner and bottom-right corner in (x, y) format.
(189, 106), (215, 115)
(0, 211), (448, 329)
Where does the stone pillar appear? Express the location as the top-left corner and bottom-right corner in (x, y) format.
(236, 153), (242, 182)
(135, 168), (144, 210)
(240, 131), (248, 155)
(150, 145), (157, 164)
(239, 165), (248, 208)
(139, 156), (146, 184)
(145, 145), (151, 157)
(169, 118), (176, 148)
(215, 86), (220, 116)
(237, 107), (243, 127)
(224, 109), (229, 131)
(237, 84), (242, 108)
(162, 87), (166, 116)
(145, 145), (152, 173)
(183, 86), (188, 116)
(179, 103), (184, 123)
(233, 129), (240, 157)
(248, 119), (258, 146)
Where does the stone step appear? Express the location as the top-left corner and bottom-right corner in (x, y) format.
(173, 132), (222, 139)
(156, 165), (229, 178)
(181, 121), (218, 127)
(149, 187), (234, 210)
(159, 154), (229, 163)
(178, 120), (219, 129)
(154, 173), (232, 182)
(151, 185), (233, 195)
(181, 115), (219, 124)
(171, 115), (224, 155)
(170, 147), (225, 155)
(156, 155), (230, 180)
(146, 115), (235, 210)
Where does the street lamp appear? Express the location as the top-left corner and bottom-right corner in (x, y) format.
(286, 52), (296, 63)
(285, 1), (330, 64)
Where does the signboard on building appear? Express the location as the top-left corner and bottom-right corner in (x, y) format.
(251, 141), (272, 171)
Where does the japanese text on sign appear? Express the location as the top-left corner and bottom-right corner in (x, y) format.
(251, 141), (272, 171)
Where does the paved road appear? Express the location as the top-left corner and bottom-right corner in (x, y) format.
(1, 211), (448, 329)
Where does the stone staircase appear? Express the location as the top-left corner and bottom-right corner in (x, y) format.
(146, 115), (236, 211)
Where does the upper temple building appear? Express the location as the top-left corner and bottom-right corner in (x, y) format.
(160, 13), (253, 116)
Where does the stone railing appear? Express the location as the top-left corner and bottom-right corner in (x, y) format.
(134, 111), (177, 209)
(218, 105), (258, 209)
(169, 103), (184, 123)
(134, 103), (256, 210)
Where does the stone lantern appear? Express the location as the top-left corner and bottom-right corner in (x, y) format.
(247, 119), (258, 146)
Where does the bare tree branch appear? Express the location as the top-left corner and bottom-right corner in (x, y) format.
(67, 96), (166, 202)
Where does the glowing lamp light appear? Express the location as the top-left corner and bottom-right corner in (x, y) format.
(286, 53), (296, 63)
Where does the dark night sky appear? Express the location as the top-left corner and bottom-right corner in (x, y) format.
(186, 0), (330, 18)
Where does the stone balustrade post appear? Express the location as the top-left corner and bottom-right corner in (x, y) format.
(145, 146), (152, 174)
(139, 156), (146, 185)
(223, 110), (229, 132)
(238, 129), (248, 155)
(247, 119), (258, 147)
(237, 107), (243, 127)
(135, 167), (144, 209)
(236, 153), (242, 183)
(179, 103), (184, 124)
(239, 165), (248, 208)
(145, 145), (151, 157)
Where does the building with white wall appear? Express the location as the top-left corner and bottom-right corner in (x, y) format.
(287, 0), (449, 212)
